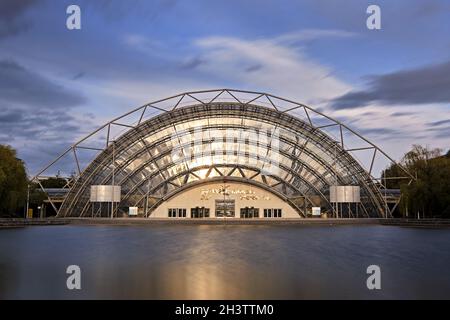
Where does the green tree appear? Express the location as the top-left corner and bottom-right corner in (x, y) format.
(0, 145), (28, 217)
(383, 145), (450, 218)
(29, 182), (47, 210)
(40, 176), (68, 188)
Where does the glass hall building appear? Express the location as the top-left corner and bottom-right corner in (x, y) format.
(33, 89), (413, 219)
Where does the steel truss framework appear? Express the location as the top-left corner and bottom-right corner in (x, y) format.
(31, 89), (414, 218)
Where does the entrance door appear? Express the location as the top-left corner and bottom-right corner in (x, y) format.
(191, 207), (210, 218)
(215, 199), (235, 217)
(240, 207), (259, 218)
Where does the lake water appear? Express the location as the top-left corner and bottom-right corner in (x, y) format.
(1, 224), (450, 299)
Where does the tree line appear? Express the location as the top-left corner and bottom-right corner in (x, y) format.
(382, 145), (450, 218)
(0, 145), (27, 217)
(0, 145), (68, 217)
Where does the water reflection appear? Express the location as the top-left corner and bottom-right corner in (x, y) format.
(1, 225), (450, 299)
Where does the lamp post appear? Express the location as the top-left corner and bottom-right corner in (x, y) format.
(26, 183), (30, 219)
(111, 141), (115, 219)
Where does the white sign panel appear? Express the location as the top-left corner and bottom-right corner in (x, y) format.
(90, 185), (121, 202)
(312, 207), (321, 216)
(330, 186), (360, 203)
(129, 207), (138, 216)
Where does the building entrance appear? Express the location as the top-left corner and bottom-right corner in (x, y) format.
(191, 207), (210, 218)
(215, 199), (235, 217)
(240, 207), (259, 218)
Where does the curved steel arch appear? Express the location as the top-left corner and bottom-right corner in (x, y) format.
(31, 89), (415, 218)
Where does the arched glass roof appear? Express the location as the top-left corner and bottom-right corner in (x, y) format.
(32, 89), (414, 218)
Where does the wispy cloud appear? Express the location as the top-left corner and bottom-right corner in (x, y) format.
(0, 0), (40, 39)
(0, 59), (86, 109)
(192, 31), (353, 104)
(72, 72), (86, 81)
(428, 119), (450, 127)
(331, 60), (450, 110)
(0, 59), (93, 174)
(274, 29), (357, 46)
(179, 56), (207, 70)
(87, 0), (178, 22)
(390, 111), (416, 117)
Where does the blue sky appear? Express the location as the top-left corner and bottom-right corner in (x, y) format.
(0, 0), (449, 175)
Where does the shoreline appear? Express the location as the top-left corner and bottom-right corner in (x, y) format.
(1, 217), (450, 228)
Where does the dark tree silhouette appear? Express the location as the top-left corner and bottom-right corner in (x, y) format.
(0, 145), (27, 217)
